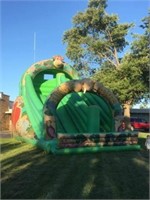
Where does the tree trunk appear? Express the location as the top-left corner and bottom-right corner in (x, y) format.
(123, 102), (133, 130)
(123, 103), (131, 117)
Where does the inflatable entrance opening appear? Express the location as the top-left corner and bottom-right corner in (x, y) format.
(12, 56), (140, 154)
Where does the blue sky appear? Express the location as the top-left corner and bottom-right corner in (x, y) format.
(1, 0), (149, 102)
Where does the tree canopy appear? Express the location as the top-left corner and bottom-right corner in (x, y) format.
(63, 0), (149, 115)
(92, 13), (149, 107)
(63, 0), (133, 69)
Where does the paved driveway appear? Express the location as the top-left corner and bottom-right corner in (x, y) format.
(0, 131), (13, 138)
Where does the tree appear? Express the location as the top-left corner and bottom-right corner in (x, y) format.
(130, 13), (149, 91)
(93, 14), (149, 116)
(63, 0), (133, 70)
(63, 0), (149, 117)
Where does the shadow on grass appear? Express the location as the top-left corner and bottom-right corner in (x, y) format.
(1, 138), (149, 199)
(1, 142), (25, 154)
(87, 150), (149, 199)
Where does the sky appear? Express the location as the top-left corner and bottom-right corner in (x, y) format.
(1, 0), (149, 103)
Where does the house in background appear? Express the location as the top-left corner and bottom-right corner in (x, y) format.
(0, 92), (14, 131)
(130, 108), (150, 122)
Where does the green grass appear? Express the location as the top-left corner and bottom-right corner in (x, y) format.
(0, 134), (149, 199)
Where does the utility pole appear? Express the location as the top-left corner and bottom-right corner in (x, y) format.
(33, 32), (36, 63)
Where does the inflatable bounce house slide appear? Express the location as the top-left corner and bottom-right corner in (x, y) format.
(12, 56), (140, 154)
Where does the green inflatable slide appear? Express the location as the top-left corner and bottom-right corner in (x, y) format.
(12, 56), (140, 154)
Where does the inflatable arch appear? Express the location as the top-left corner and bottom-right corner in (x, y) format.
(12, 56), (140, 154)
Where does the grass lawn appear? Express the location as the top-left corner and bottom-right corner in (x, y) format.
(1, 133), (149, 199)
